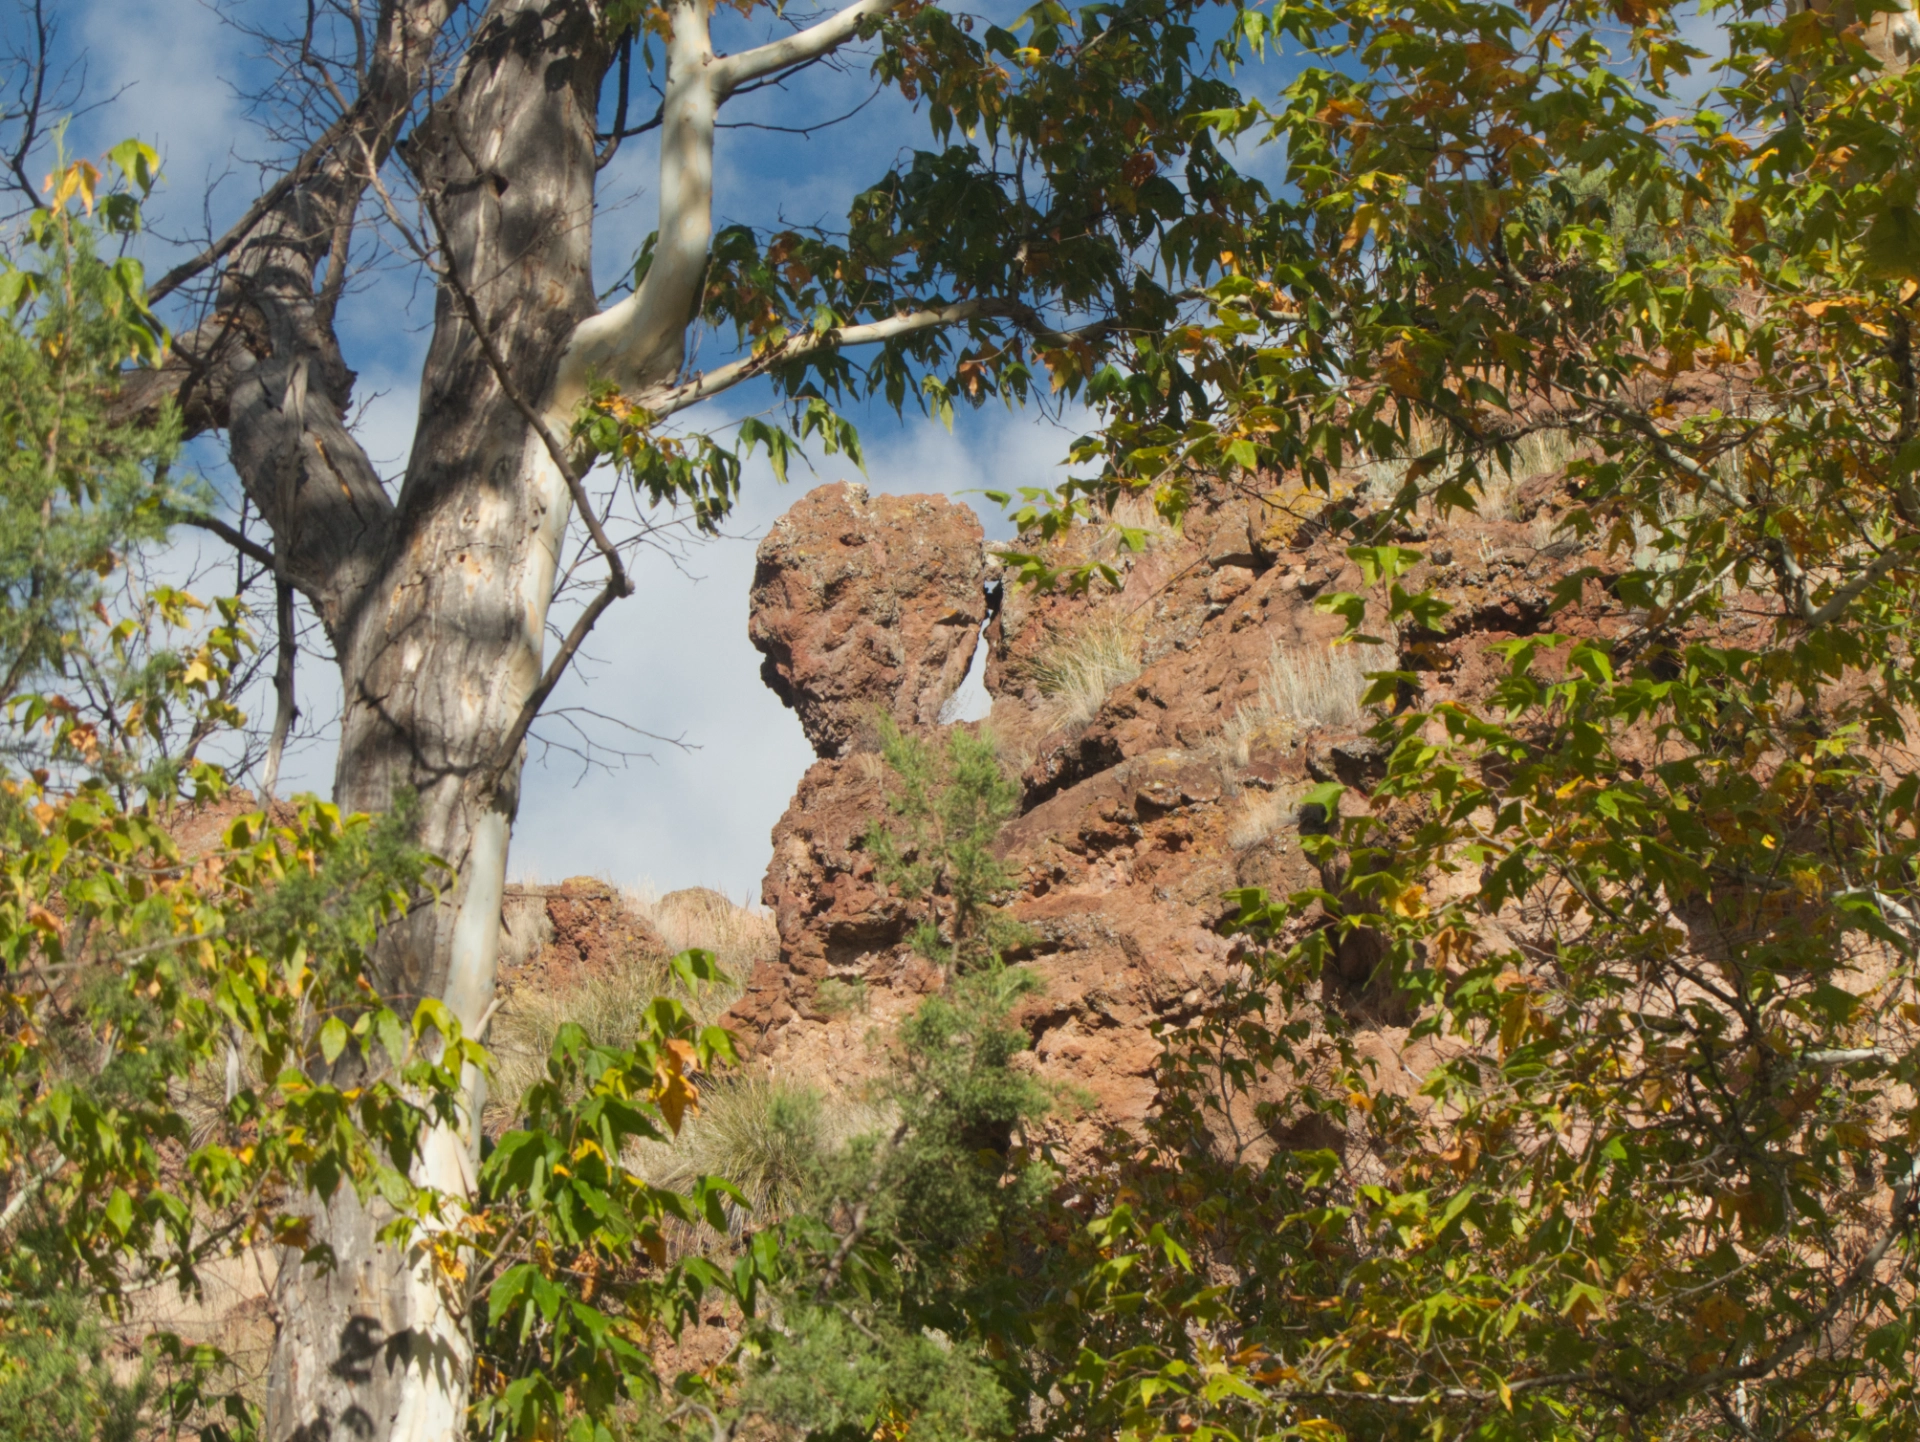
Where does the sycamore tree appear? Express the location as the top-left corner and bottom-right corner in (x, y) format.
(0, 0), (1276, 1435)
(0, 160), (756, 1442)
(23, 0), (1920, 1433)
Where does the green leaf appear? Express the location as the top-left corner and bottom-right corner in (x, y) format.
(104, 1188), (133, 1237)
(1862, 203), (1920, 280)
(1348, 544), (1422, 585)
(1315, 590), (1367, 632)
(490, 1262), (539, 1328)
(319, 1016), (350, 1065)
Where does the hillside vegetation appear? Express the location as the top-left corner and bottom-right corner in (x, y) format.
(5, 0), (1920, 1438)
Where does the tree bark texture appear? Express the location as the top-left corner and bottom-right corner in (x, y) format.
(137, 0), (914, 1435)
(258, 3), (606, 1437)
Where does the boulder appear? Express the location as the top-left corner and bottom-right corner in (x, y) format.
(748, 481), (988, 758)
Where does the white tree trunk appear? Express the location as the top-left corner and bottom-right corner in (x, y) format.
(143, 1), (915, 1437)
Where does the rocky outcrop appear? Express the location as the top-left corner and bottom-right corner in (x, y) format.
(748, 481), (990, 758)
(732, 469), (1630, 1147)
(498, 878), (668, 996)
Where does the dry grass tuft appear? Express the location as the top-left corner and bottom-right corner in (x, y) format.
(486, 884), (772, 1129)
(1030, 615), (1143, 730)
(1388, 429), (1577, 523)
(1101, 492), (1178, 553)
(1215, 640), (1386, 766)
(636, 1075), (880, 1230)
(623, 883), (778, 979)
(1482, 430), (1577, 520)
(1228, 787), (1303, 850)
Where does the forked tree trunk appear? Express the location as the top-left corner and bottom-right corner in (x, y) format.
(264, 3), (606, 1437)
(121, 0), (913, 1434)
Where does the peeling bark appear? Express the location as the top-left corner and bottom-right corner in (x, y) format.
(152, 1), (925, 1436)
(264, 1), (603, 1433)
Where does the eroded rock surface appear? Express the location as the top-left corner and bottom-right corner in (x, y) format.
(748, 481), (989, 758)
(731, 470), (1637, 1149)
(498, 878), (667, 995)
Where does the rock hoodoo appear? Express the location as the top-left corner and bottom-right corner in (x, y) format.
(729, 467), (1627, 1149)
(747, 480), (989, 758)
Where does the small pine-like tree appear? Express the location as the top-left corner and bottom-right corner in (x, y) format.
(715, 965), (1056, 1442)
(864, 719), (1026, 972)
(0, 147), (184, 712)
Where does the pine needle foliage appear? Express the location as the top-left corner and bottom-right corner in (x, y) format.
(711, 965), (1056, 1442)
(864, 718), (1025, 972)
(0, 1295), (153, 1442)
(0, 143), (186, 712)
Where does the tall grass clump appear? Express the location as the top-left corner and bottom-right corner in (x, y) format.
(1215, 641), (1383, 766)
(1474, 428), (1577, 520)
(1029, 615), (1141, 730)
(637, 1076), (859, 1229)
(485, 884), (771, 1129)
(625, 883), (778, 979)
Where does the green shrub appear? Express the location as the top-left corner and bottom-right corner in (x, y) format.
(864, 719), (1026, 972)
(815, 976), (869, 1017)
(0, 1296), (152, 1442)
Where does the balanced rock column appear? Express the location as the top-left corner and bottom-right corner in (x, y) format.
(730, 482), (990, 1041)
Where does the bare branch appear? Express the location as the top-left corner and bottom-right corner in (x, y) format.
(0, 1152), (63, 1237)
(259, 576), (298, 802)
(646, 298), (1110, 419)
(712, 0), (904, 98)
(1802, 544), (1913, 627)
(6, 0), (49, 206)
(719, 84), (882, 134)
(414, 174), (630, 601)
(166, 508), (279, 571)
(595, 30), (636, 170)
(146, 114), (353, 306)
(487, 576), (626, 783)
(646, 299), (989, 416)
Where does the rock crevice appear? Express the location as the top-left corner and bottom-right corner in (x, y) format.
(732, 473), (1621, 1146)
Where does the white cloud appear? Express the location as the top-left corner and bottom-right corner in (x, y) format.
(49, 2), (1101, 904)
(508, 399), (1081, 897)
(69, 0), (251, 243)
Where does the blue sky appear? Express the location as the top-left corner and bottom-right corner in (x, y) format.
(37, 0), (1285, 897)
(34, 0), (1728, 896)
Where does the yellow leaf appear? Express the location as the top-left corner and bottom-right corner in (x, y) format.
(1341, 204), (1382, 254)
(1387, 884), (1428, 919)
(655, 1052), (700, 1134)
(46, 160), (100, 214)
